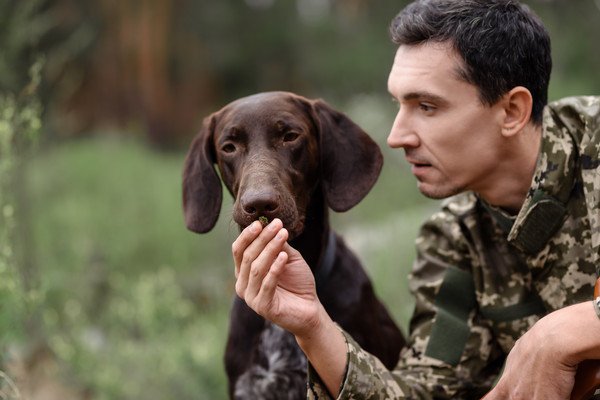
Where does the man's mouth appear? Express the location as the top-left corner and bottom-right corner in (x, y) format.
(406, 157), (433, 178)
(406, 157), (431, 168)
(411, 163), (431, 175)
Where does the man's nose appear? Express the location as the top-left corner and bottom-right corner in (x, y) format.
(387, 110), (419, 149)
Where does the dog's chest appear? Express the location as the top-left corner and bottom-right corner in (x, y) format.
(234, 323), (308, 399)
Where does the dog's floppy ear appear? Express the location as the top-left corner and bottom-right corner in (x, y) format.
(313, 99), (383, 212)
(182, 114), (222, 233)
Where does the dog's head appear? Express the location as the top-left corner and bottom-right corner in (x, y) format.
(182, 91), (383, 238)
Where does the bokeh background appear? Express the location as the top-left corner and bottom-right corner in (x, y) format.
(1, 0), (599, 399)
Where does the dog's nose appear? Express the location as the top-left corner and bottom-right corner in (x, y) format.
(241, 189), (280, 219)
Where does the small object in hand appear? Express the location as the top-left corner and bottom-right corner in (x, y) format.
(258, 216), (269, 227)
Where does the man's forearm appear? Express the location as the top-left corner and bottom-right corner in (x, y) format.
(296, 304), (349, 398)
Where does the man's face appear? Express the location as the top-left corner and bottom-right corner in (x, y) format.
(387, 42), (507, 199)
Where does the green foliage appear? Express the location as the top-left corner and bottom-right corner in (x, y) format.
(27, 137), (235, 399)
(0, 0), (51, 93)
(0, 59), (43, 343)
(0, 59), (43, 397)
(0, 94), (19, 343)
(533, 1), (600, 99)
(180, 1), (406, 105)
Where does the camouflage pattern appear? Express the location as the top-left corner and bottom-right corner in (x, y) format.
(307, 96), (600, 399)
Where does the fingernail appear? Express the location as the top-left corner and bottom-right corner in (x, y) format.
(271, 218), (283, 230)
(249, 221), (260, 233)
(276, 229), (286, 240)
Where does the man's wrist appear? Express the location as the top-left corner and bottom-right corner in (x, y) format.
(295, 304), (348, 398)
(295, 303), (338, 347)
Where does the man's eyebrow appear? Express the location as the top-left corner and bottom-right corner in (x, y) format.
(402, 91), (449, 105)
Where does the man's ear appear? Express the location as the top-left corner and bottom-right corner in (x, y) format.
(501, 86), (534, 137)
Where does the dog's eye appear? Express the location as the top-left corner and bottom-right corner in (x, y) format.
(221, 143), (236, 153)
(283, 131), (299, 143)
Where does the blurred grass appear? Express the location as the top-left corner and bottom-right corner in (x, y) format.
(22, 95), (437, 399)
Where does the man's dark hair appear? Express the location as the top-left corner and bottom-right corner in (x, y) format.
(390, 0), (552, 124)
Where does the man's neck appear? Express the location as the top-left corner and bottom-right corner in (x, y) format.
(478, 123), (543, 215)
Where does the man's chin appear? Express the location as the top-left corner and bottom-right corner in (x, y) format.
(417, 183), (464, 200)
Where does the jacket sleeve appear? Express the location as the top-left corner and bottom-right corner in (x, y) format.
(307, 208), (505, 399)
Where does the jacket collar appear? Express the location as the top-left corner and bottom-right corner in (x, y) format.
(484, 106), (578, 254)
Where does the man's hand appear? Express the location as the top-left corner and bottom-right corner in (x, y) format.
(483, 302), (600, 400)
(232, 218), (320, 337)
(484, 318), (576, 400)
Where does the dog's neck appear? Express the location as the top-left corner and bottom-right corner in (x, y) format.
(288, 188), (332, 276)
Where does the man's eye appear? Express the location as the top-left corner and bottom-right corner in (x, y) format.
(221, 143), (236, 153)
(419, 103), (436, 113)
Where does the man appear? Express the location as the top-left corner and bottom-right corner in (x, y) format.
(231, 0), (600, 398)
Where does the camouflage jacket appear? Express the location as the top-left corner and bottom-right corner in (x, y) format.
(307, 96), (600, 399)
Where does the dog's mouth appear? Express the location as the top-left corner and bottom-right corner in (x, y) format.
(234, 213), (304, 240)
(233, 183), (305, 240)
(283, 217), (304, 240)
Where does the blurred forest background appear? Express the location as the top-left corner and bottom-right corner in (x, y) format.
(1, 0), (599, 399)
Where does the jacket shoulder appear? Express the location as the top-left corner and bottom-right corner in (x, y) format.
(545, 96), (600, 144)
(416, 192), (478, 254)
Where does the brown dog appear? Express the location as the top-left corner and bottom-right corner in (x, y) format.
(182, 91), (405, 399)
